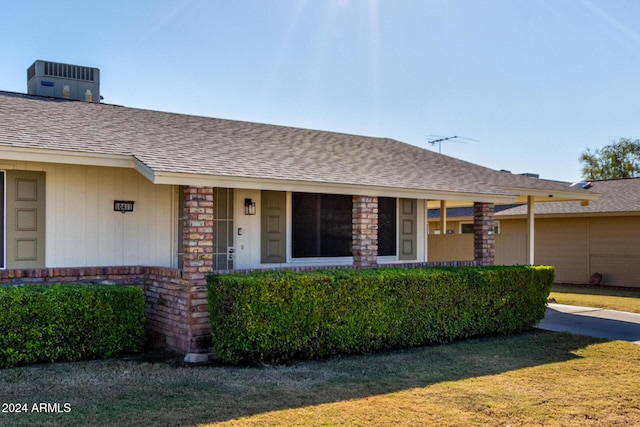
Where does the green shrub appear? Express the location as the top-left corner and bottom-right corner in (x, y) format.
(208, 266), (554, 364)
(0, 284), (145, 368)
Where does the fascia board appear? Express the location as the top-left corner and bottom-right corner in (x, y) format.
(499, 186), (600, 203)
(0, 146), (135, 168)
(145, 169), (518, 203)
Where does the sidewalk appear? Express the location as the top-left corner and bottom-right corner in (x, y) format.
(536, 303), (640, 345)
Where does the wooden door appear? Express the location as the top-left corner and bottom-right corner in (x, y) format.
(261, 190), (286, 264)
(6, 171), (46, 268)
(399, 198), (417, 260)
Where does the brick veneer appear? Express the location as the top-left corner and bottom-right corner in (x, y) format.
(352, 195), (378, 268)
(473, 202), (495, 266)
(181, 186), (215, 357)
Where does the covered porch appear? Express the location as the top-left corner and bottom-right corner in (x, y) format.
(426, 190), (596, 266)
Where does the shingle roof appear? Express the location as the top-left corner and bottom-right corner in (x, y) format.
(428, 179), (639, 218)
(0, 91), (594, 200)
(495, 179), (640, 215)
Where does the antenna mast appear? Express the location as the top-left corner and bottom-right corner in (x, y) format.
(425, 135), (478, 153)
(427, 136), (459, 154)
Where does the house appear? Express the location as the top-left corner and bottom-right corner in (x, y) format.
(0, 61), (597, 360)
(428, 178), (640, 288)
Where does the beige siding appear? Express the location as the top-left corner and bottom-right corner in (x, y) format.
(589, 217), (640, 287)
(495, 216), (640, 287)
(427, 233), (528, 265)
(500, 219), (526, 235)
(533, 218), (589, 284)
(427, 234), (473, 262)
(495, 234), (527, 265)
(13, 162), (177, 268)
(428, 220), (463, 235)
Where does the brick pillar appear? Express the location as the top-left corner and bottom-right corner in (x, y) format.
(473, 202), (495, 266)
(352, 195), (378, 268)
(182, 186), (214, 362)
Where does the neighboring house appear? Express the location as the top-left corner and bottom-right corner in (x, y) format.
(428, 179), (640, 288)
(0, 61), (597, 359)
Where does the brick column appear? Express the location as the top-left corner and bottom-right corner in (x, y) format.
(352, 195), (378, 268)
(182, 186), (214, 362)
(473, 202), (495, 266)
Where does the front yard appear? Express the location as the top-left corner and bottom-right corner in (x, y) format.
(550, 283), (640, 313)
(1, 330), (639, 426)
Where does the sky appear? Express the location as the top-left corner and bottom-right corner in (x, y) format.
(1, 0), (639, 182)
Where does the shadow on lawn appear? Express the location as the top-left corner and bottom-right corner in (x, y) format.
(0, 329), (607, 427)
(129, 329), (606, 426)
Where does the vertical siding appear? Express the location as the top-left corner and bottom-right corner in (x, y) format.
(494, 234), (527, 265)
(427, 234), (474, 261)
(42, 164), (175, 268)
(427, 213), (640, 287)
(427, 233), (527, 265)
(589, 216), (640, 287)
(534, 218), (589, 284)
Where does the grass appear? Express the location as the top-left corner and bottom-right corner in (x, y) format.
(550, 284), (640, 313)
(1, 330), (640, 426)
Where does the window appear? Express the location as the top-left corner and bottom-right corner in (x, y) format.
(460, 221), (500, 234)
(378, 197), (397, 256)
(291, 193), (399, 259)
(292, 193), (352, 258)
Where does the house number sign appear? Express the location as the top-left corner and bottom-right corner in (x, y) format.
(114, 200), (135, 213)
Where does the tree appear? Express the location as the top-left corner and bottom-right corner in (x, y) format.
(580, 138), (640, 180)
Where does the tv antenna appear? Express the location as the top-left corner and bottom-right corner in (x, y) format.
(425, 135), (478, 153)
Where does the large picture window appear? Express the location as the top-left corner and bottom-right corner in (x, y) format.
(292, 193), (352, 258)
(291, 193), (399, 259)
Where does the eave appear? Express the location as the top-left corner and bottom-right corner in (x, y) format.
(0, 145), (135, 169)
(498, 185), (600, 204)
(135, 160), (519, 204)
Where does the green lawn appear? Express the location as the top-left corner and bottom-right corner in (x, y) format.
(1, 330), (639, 426)
(550, 284), (640, 313)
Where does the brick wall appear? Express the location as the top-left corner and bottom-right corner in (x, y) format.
(143, 268), (191, 353)
(0, 266), (147, 286)
(473, 202), (495, 266)
(352, 195), (378, 267)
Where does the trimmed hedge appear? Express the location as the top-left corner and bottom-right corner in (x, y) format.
(0, 284), (145, 368)
(208, 266), (554, 364)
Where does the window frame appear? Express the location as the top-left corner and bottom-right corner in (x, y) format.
(291, 192), (353, 259)
(459, 221), (500, 235)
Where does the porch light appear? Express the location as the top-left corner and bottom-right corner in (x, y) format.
(244, 198), (256, 215)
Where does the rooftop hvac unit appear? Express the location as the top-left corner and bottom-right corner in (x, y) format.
(27, 60), (100, 102)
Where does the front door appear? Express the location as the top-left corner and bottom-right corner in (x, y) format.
(213, 188), (234, 270)
(5, 171), (46, 268)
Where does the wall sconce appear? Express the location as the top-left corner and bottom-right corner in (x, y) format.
(244, 198), (256, 215)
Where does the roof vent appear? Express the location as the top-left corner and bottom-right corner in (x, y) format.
(27, 60), (100, 102)
(519, 173), (539, 178)
(570, 181), (592, 189)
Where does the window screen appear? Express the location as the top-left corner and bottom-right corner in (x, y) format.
(292, 193), (352, 258)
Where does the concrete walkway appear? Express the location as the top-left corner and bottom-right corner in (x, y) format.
(536, 303), (640, 345)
